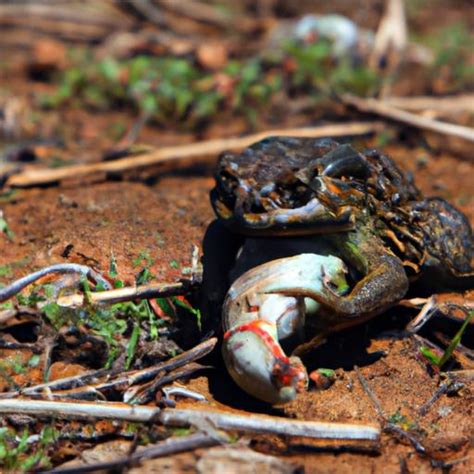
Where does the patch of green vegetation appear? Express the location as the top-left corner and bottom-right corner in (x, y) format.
(316, 368), (335, 378)
(0, 214), (14, 241)
(17, 279), (164, 369)
(0, 265), (12, 278)
(283, 40), (379, 96)
(0, 189), (20, 203)
(170, 427), (193, 437)
(0, 426), (57, 472)
(39, 37), (381, 129)
(0, 300), (14, 310)
(388, 410), (416, 430)
(156, 296), (201, 331)
(109, 253), (118, 278)
(417, 23), (474, 93)
(132, 250), (154, 268)
(0, 257), (31, 281)
(169, 259), (179, 269)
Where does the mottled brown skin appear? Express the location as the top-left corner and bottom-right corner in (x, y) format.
(211, 137), (473, 347)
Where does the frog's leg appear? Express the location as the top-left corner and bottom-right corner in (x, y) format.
(277, 253), (409, 321)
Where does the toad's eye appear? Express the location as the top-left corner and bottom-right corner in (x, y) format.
(320, 145), (371, 180)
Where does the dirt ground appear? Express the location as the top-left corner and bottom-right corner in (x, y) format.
(1, 137), (472, 473)
(0, 1), (473, 472)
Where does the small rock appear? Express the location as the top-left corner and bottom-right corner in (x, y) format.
(196, 43), (228, 70)
(437, 406), (453, 417)
(197, 445), (301, 474)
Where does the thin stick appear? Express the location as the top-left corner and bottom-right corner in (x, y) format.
(418, 382), (452, 416)
(355, 366), (426, 454)
(0, 337), (217, 398)
(354, 366), (385, 419)
(0, 399), (380, 441)
(124, 362), (207, 404)
(384, 95), (474, 113)
(46, 432), (219, 474)
(56, 278), (200, 307)
(160, 408), (380, 440)
(0, 263), (111, 303)
(342, 95), (474, 142)
(6, 122), (383, 188)
(0, 399), (161, 422)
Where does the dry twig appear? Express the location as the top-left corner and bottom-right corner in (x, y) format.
(55, 279), (200, 307)
(384, 95), (474, 113)
(6, 122), (383, 187)
(0, 399), (380, 441)
(354, 366), (426, 454)
(0, 263), (111, 303)
(46, 432), (220, 474)
(342, 95), (474, 142)
(0, 337), (217, 399)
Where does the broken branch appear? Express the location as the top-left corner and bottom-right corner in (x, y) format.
(0, 399), (380, 441)
(6, 122), (382, 187)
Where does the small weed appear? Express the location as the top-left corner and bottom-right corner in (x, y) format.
(0, 214), (14, 241)
(0, 426), (57, 472)
(171, 296), (202, 331)
(316, 368), (336, 378)
(417, 23), (474, 92)
(109, 253), (118, 278)
(420, 311), (474, 369)
(132, 250), (154, 268)
(388, 410), (416, 430)
(0, 265), (12, 278)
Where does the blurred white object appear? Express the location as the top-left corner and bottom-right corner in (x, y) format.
(295, 14), (361, 56)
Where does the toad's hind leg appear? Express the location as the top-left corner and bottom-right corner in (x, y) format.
(280, 254), (409, 323)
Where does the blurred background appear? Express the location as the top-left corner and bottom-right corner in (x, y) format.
(1, 0), (472, 156)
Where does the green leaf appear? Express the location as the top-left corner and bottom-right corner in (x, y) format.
(420, 346), (441, 365)
(125, 323), (140, 369)
(437, 310), (474, 368)
(109, 253), (118, 278)
(317, 368), (335, 378)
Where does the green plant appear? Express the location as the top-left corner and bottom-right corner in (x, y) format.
(388, 410), (416, 430)
(0, 426), (57, 471)
(419, 310), (473, 369)
(419, 23), (474, 92)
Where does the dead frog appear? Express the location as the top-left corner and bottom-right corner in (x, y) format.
(203, 136), (473, 403)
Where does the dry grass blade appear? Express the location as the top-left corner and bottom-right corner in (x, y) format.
(6, 122), (383, 187)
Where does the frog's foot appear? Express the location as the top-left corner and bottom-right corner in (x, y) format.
(222, 320), (308, 404)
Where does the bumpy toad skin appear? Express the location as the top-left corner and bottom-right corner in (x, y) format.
(212, 137), (473, 323)
(208, 137), (473, 403)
